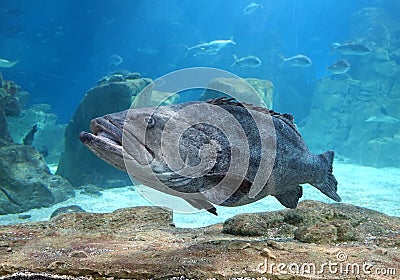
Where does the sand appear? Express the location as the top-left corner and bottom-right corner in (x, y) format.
(0, 161), (399, 228)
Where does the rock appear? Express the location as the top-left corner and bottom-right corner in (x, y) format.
(108, 74), (125, 83)
(6, 106), (65, 164)
(200, 77), (273, 108)
(1, 95), (21, 117)
(294, 223), (338, 244)
(0, 202), (397, 279)
(50, 205), (86, 219)
(0, 111), (12, 141)
(266, 240), (284, 250)
(125, 72), (142, 80)
(302, 70), (400, 168)
(79, 184), (102, 196)
(223, 200), (400, 245)
(0, 143), (74, 214)
(302, 7), (400, 168)
(56, 77), (152, 187)
(133, 89), (179, 108)
(246, 78), (274, 108)
(18, 214), (31, 220)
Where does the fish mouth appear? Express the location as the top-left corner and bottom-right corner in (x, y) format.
(79, 115), (126, 170)
(79, 112), (155, 170)
(90, 115), (124, 146)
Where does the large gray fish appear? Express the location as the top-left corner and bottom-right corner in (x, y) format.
(231, 55), (262, 68)
(187, 38), (236, 56)
(282, 54), (312, 67)
(332, 42), (371, 55)
(327, 59), (351, 74)
(79, 98), (340, 215)
(0, 58), (19, 68)
(243, 2), (264, 15)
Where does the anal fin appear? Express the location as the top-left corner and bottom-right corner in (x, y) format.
(274, 185), (303, 209)
(184, 198), (218, 216)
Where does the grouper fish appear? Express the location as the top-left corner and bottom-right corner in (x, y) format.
(79, 98), (340, 215)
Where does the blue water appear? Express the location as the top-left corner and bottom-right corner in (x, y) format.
(1, 0), (400, 223)
(2, 0), (397, 122)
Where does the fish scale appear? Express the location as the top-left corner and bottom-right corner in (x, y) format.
(80, 98), (341, 215)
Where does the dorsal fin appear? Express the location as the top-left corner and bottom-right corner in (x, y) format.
(205, 97), (301, 136)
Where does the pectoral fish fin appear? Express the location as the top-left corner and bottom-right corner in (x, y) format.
(274, 185), (303, 208)
(184, 197), (218, 216)
(202, 173), (254, 206)
(312, 151), (341, 202)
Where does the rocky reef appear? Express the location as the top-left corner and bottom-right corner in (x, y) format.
(200, 77), (274, 108)
(0, 138), (74, 215)
(302, 7), (400, 168)
(0, 73), (23, 141)
(0, 75), (75, 215)
(0, 200), (397, 279)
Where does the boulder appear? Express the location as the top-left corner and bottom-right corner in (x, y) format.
(0, 110), (11, 141)
(223, 200), (399, 245)
(56, 73), (152, 187)
(200, 77), (273, 108)
(0, 141), (74, 214)
(6, 105), (65, 164)
(0, 201), (397, 279)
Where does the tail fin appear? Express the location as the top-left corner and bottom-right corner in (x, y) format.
(231, 55), (238, 67)
(313, 151), (341, 202)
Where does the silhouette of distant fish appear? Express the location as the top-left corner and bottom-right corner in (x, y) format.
(332, 42), (371, 55)
(365, 116), (399, 124)
(108, 54), (123, 66)
(187, 38), (236, 56)
(136, 47), (159, 55)
(23, 124), (38, 145)
(231, 55), (261, 68)
(243, 2), (264, 15)
(282, 54), (312, 67)
(327, 59), (351, 74)
(0, 58), (19, 68)
(365, 108), (399, 124)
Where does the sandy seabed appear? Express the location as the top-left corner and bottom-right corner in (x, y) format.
(0, 160), (399, 228)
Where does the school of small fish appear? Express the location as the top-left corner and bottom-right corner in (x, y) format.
(184, 3), (372, 73)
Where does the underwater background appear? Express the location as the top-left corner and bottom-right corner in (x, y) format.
(0, 0), (399, 227)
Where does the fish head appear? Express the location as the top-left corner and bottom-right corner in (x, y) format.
(80, 102), (219, 190)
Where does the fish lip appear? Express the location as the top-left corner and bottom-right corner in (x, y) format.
(90, 116), (123, 146)
(89, 115), (155, 164)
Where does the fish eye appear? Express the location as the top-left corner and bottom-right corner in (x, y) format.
(144, 116), (156, 128)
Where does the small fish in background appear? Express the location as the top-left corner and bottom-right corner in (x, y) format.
(332, 42), (371, 55)
(136, 47), (159, 55)
(281, 54), (312, 67)
(0, 58), (19, 68)
(231, 55), (262, 68)
(327, 59), (351, 74)
(187, 38), (236, 56)
(186, 42), (213, 56)
(365, 108), (400, 124)
(243, 2), (264, 15)
(23, 124), (38, 145)
(108, 54), (123, 67)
